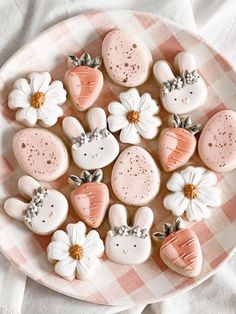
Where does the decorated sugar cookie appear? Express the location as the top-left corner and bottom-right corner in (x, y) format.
(65, 53), (103, 111)
(69, 169), (109, 228)
(164, 166), (221, 221)
(158, 114), (201, 172)
(63, 107), (119, 170)
(108, 88), (161, 144)
(105, 204), (154, 265)
(102, 29), (153, 87)
(13, 128), (69, 182)
(8, 72), (67, 127)
(111, 146), (161, 206)
(153, 217), (202, 277)
(153, 51), (207, 114)
(47, 221), (104, 280)
(4, 176), (68, 235)
(198, 109), (236, 172)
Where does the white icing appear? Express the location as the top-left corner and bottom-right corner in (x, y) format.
(105, 204), (153, 265)
(153, 52), (207, 114)
(4, 175), (68, 235)
(163, 166), (221, 221)
(108, 88), (161, 144)
(47, 221), (104, 280)
(62, 108), (120, 170)
(8, 72), (67, 127)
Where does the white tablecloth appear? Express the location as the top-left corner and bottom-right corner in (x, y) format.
(0, 1), (235, 313)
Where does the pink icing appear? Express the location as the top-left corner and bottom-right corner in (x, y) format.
(102, 29), (153, 87)
(198, 110), (236, 172)
(13, 128), (69, 181)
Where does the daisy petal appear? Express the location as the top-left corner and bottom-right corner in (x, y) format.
(139, 116), (162, 131)
(120, 88), (140, 111)
(37, 105), (63, 127)
(166, 173), (185, 192)
(120, 123), (140, 144)
(28, 72), (51, 93)
(164, 192), (189, 216)
(76, 256), (101, 280)
(44, 81), (67, 106)
(8, 90), (30, 109)
(197, 171), (218, 188)
(13, 78), (31, 95)
(135, 125), (158, 139)
(108, 101), (128, 115)
(54, 256), (77, 280)
(52, 230), (71, 246)
(197, 186), (221, 207)
(66, 221), (86, 246)
(186, 199), (211, 221)
(16, 106), (37, 126)
(47, 240), (69, 261)
(107, 115), (128, 132)
(180, 166), (205, 185)
(83, 230), (104, 257)
(139, 93), (159, 114)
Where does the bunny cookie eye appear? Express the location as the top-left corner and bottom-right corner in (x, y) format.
(190, 91), (193, 94)
(116, 243), (119, 246)
(174, 98), (177, 101)
(100, 147), (104, 150)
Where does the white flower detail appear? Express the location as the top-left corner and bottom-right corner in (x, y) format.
(107, 88), (161, 144)
(47, 221), (104, 280)
(163, 166), (221, 221)
(8, 72), (67, 127)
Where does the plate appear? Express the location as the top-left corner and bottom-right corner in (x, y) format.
(0, 10), (235, 306)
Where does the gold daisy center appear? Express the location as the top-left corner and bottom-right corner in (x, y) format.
(184, 184), (198, 199)
(69, 244), (84, 260)
(31, 92), (45, 108)
(127, 110), (140, 123)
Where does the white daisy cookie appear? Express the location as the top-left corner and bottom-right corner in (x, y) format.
(163, 166), (221, 221)
(107, 88), (161, 144)
(8, 72), (67, 127)
(47, 221), (104, 280)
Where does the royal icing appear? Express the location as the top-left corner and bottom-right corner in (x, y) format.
(4, 175), (68, 235)
(69, 169), (109, 228)
(198, 109), (236, 172)
(153, 217), (202, 277)
(105, 204), (154, 265)
(13, 128), (69, 182)
(8, 72), (67, 127)
(163, 166), (221, 221)
(65, 53), (103, 111)
(111, 146), (161, 206)
(47, 221), (104, 280)
(62, 107), (119, 170)
(153, 51), (208, 114)
(108, 88), (161, 144)
(158, 114), (201, 172)
(102, 29), (153, 87)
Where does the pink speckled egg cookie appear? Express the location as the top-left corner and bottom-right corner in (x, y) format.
(111, 146), (160, 206)
(13, 128), (69, 181)
(102, 29), (153, 87)
(198, 110), (236, 172)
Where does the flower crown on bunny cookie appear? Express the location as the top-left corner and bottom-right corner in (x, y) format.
(153, 51), (208, 114)
(63, 107), (120, 170)
(4, 175), (68, 235)
(105, 204), (154, 265)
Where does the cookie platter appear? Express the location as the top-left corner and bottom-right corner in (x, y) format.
(0, 10), (236, 306)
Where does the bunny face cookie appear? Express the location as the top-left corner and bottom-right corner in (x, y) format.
(153, 51), (207, 114)
(105, 204), (154, 265)
(63, 108), (119, 170)
(4, 176), (68, 235)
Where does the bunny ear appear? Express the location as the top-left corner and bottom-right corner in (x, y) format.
(4, 197), (28, 221)
(174, 51), (197, 73)
(18, 175), (40, 200)
(87, 108), (107, 131)
(108, 204), (127, 229)
(133, 207), (154, 231)
(153, 60), (175, 84)
(62, 116), (85, 141)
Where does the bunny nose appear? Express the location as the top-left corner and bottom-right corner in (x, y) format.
(182, 97), (190, 104)
(123, 249), (130, 255)
(92, 153), (100, 159)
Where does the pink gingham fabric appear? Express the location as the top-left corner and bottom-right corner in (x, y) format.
(0, 11), (235, 306)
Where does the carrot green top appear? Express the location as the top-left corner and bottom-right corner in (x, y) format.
(172, 114), (201, 135)
(153, 217), (185, 240)
(68, 53), (102, 69)
(69, 169), (103, 187)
